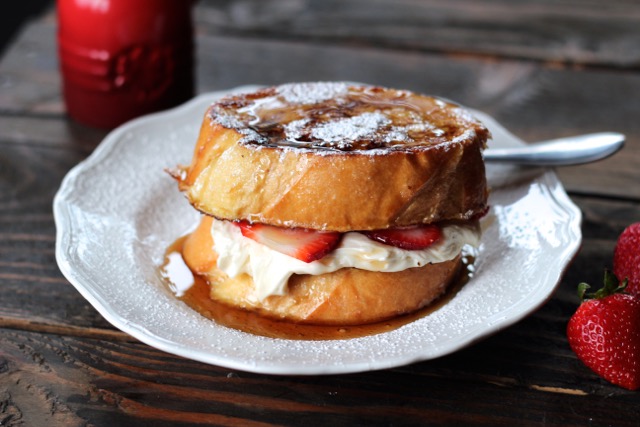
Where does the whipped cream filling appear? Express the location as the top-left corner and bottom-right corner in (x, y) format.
(210, 219), (481, 301)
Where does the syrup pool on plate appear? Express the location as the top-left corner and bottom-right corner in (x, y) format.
(160, 234), (474, 340)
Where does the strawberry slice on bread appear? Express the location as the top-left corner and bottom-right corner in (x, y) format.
(236, 221), (342, 263)
(236, 220), (443, 263)
(173, 83), (489, 326)
(361, 225), (442, 250)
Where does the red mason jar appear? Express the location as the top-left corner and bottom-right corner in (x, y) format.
(58, 0), (194, 129)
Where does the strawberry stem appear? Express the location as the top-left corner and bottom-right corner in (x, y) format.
(577, 282), (591, 301)
(578, 270), (628, 301)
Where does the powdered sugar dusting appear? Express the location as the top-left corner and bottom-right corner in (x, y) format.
(277, 82), (348, 104)
(310, 112), (392, 147)
(283, 118), (310, 141)
(206, 82), (489, 153)
(208, 105), (269, 145)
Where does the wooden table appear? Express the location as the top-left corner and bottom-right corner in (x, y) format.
(2, 1), (640, 425)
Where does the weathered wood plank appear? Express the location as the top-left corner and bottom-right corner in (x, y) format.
(196, 0), (640, 68)
(0, 115), (106, 151)
(1, 16), (639, 199)
(0, 11), (60, 114)
(5, 0), (640, 72)
(2, 3), (640, 426)
(2, 326), (640, 427)
(0, 143), (114, 331)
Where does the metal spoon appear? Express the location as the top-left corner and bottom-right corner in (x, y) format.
(484, 132), (625, 166)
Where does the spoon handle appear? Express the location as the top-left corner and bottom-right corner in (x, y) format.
(484, 132), (625, 166)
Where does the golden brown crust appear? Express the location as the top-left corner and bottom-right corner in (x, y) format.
(181, 216), (462, 325)
(199, 254), (462, 326)
(174, 83), (485, 326)
(176, 83), (489, 232)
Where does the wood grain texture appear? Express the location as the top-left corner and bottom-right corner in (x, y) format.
(2, 1), (640, 425)
(2, 322), (640, 427)
(196, 0), (640, 68)
(0, 115), (106, 151)
(3, 12), (637, 200)
(0, 144), (113, 331)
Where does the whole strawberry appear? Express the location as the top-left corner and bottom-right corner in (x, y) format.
(567, 271), (640, 390)
(614, 222), (640, 294)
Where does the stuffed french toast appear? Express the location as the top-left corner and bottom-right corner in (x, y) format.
(171, 82), (490, 326)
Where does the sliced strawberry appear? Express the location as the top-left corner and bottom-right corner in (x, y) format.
(235, 221), (341, 263)
(361, 225), (442, 250)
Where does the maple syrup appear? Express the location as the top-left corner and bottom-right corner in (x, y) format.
(209, 83), (484, 152)
(160, 235), (473, 340)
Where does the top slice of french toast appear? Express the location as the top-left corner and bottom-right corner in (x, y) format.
(207, 82), (489, 153)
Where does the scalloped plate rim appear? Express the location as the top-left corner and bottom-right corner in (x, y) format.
(53, 84), (582, 375)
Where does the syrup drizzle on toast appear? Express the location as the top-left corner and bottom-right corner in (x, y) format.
(209, 82), (487, 152)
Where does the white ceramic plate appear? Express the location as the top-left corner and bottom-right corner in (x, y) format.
(54, 85), (582, 375)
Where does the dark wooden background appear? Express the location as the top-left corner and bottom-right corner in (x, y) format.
(2, 0), (640, 425)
